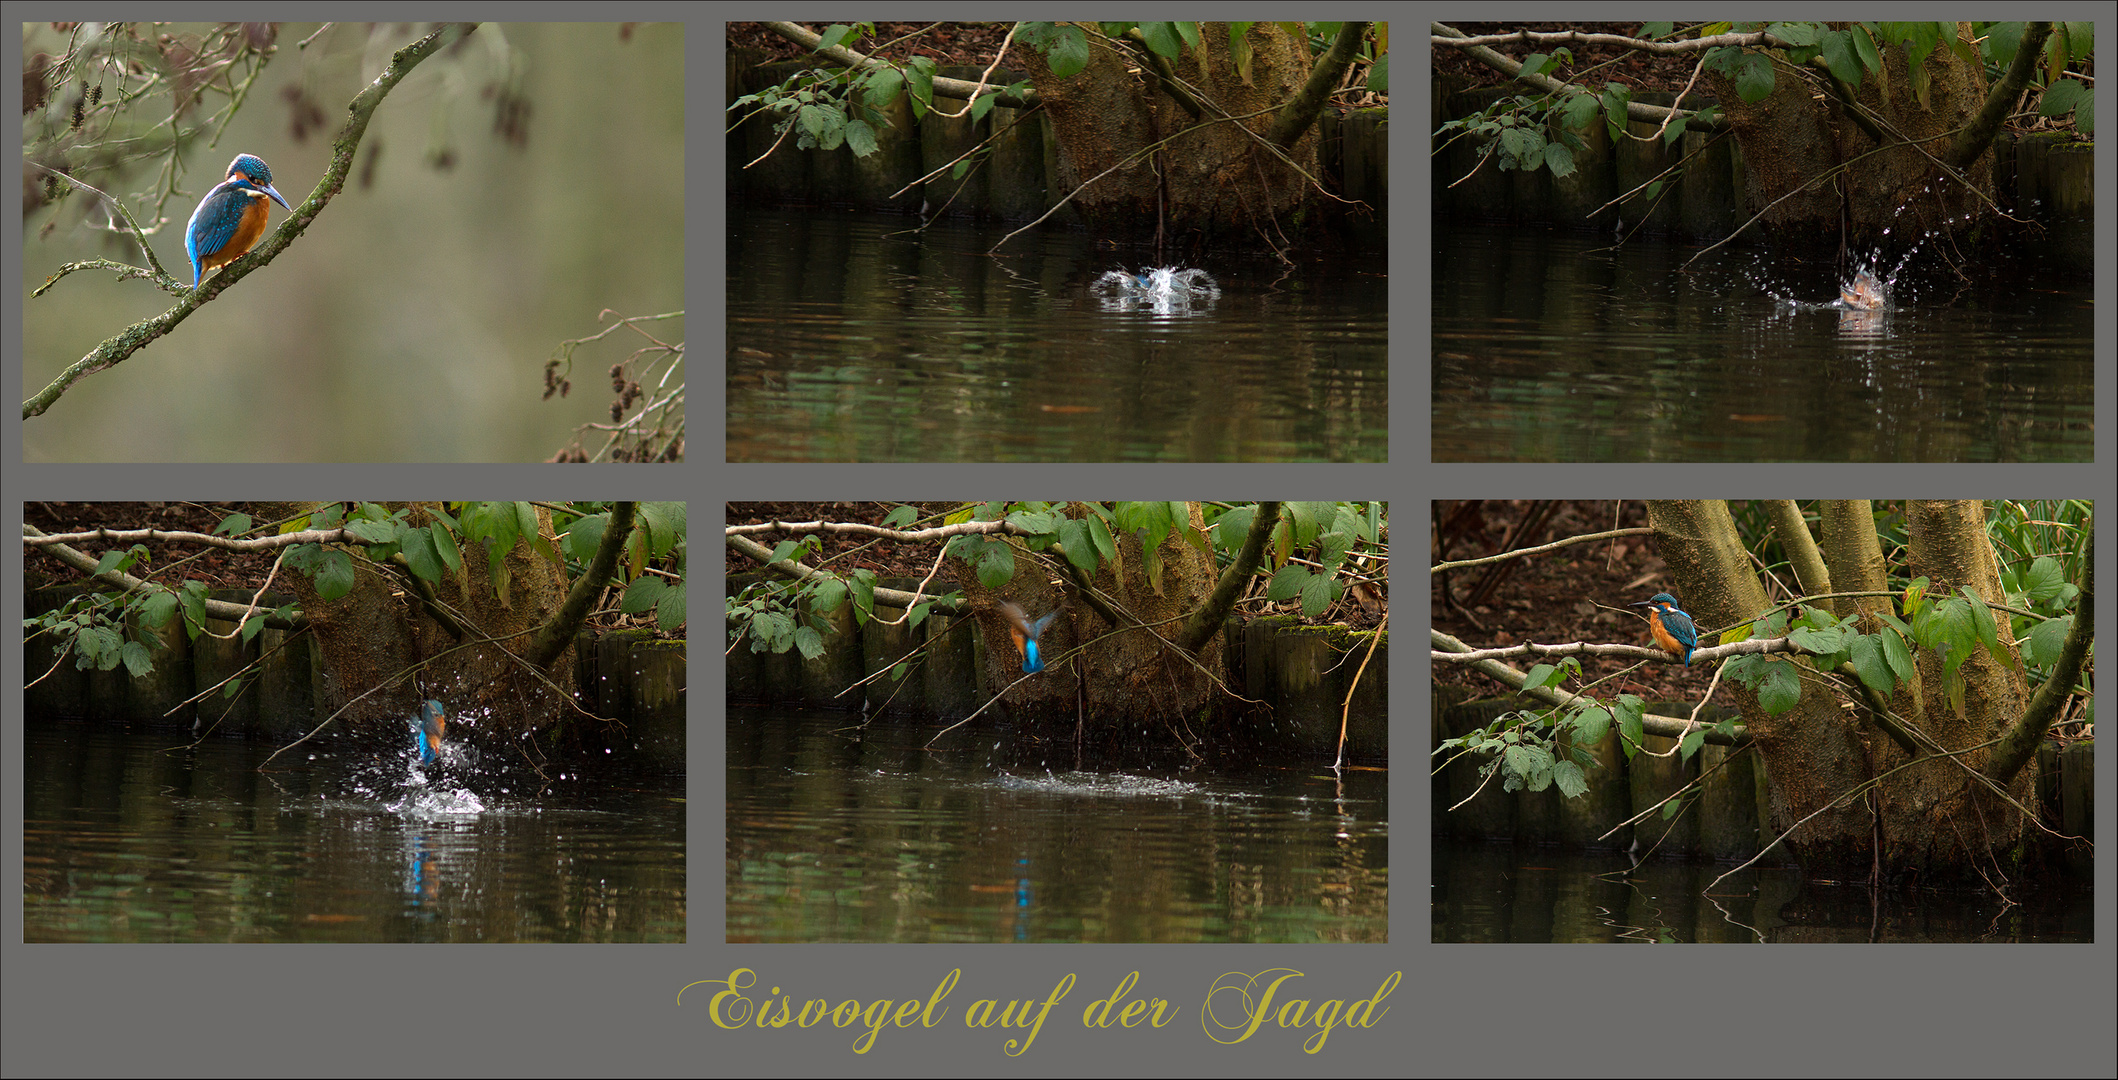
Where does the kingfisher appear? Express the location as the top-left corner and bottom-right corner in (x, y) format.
(1630, 593), (1699, 665)
(997, 600), (1061, 674)
(184, 153), (290, 288)
(1839, 268), (1885, 310)
(411, 699), (447, 767)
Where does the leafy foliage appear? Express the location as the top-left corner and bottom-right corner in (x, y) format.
(733, 21), (1388, 161)
(1438, 20), (2095, 182)
(1432, 665), (1616, 797)
(726, 501), (1385, 661)
(25, 502), (687, 682)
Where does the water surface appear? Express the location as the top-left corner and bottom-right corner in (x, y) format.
(727, 706), (1387, 943)
(729, 210), (1388, 462)
(1433, 840), (2091, 943)
(1432, 222), (2094, 461)
(22, 721), (685, 943)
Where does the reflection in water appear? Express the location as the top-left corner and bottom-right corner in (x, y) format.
(20, 722), (684, 942)
(1432, 840), (2092, 943)
(728, 210), (1387, 462)
(1432, 222), (2093, 462)
(728, 707), (1388, 943)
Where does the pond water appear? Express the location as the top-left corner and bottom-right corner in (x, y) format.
(727, 706), (1388, 943)
(21, 720), (685, 943)
(1432, 839), (2092, 943)
(727, 209), (1389, 462)
(1432, 222), (2094, 462)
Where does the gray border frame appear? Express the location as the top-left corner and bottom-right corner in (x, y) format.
(4, 7), (2112, 1078)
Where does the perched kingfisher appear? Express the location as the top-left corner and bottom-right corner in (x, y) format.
(1630, 593), (1699, 665)
(997, 600), (1061, 674)
(184, 153), (290, 288)
(411, 699), (447, 767)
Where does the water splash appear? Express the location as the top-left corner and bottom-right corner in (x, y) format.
(1091, 266), (1221, 313)
(1748, 191), (1983, 316)
(1838, 267), (1886, 310)
(1094, 266), (1221, 299)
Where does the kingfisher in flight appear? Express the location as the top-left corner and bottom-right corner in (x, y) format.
(411, 699), (447, 767)
(1630, 593), (1699, 665)
(997, 601), (1061, 674)
(185, 153), (291, 288)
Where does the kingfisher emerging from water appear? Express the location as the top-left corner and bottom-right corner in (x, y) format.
(1630, 593), (1699, 665)
(1839, 268), (1886, 311)
(997, 600), (1061, 673)
(411, 699), (447, 767)
(185, 153), (291, 289)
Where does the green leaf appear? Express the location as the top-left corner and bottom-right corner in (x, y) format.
(135, 588), (178, 629)
(850, 572), (879, 627)
(621, 576), (666, 615)
(657, 582), (687, 631)
(432, 521), (462, 573)
(1765, 22), (1818, 48)
(809, 576), (847, 612)
(1088, 514), (1118, 564)
(1058, 518), (1099, 572)
(1138, 22), (1184, 58)
(974, 540), (1016, 589)
(567, 513), (609, 563)
(1266, 564), (1311, 603)
(313, 549), (356, 601)
(1552, 759), (1589, 798)
(1544, 142), (1576, 177)
(641, 502), (686, 558)
(1044, 24), (1091, 78)
(1299, 572), (1336, 617)
(2038, 80), (2085, 120)
(1852, 23), (1882, 73)
(1731, 47), (1777, 100)
(864, 67), (903, 109)
(815, 24), (856, 52)
(1755, 659), (1803, 714)
(514, 502), (553, 564)
(397, 528), (440, 582)
(1679, 728), (1706, 761)
(1228, 23), (1255, 85)
(1848, 634), (1898, 694)
(2027, 616), (2072, 667)
(178, 582), (209, 637)
(1616, 696), (1645, 759)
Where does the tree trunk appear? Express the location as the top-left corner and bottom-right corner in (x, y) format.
(1650, 499), (2035, 884)
(1705, 23), (1992, 245)
(1016, 22), (1320, 243)
(259, 502), (575, 739)
(961, 502), (1224, 730)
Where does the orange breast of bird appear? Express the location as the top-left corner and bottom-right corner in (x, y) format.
(202, 195), (273, 274)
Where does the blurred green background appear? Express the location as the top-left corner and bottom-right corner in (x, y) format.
(21, 22), (685, 462)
